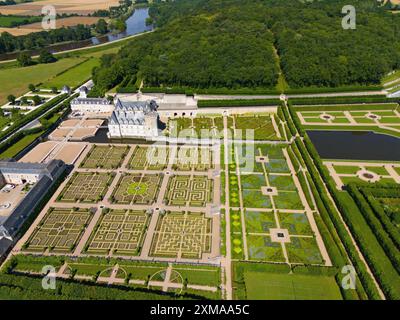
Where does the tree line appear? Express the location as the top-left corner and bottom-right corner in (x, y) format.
(0, 24), (92, 54)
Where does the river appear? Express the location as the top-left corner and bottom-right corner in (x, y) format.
(0, 7), (153, 62)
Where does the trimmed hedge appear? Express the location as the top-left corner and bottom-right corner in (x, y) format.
(279, 102), (375, 299)
(141, 86), (280, 95)
(358, 186), (400, 250)
(347, 183), (400, 273)
(301, 135), (400, 299)
(197, 99), (280, 108)
(285, 84), (383, 95)
(292, 103), (399, 112)
(290, 96), (397, 106)
(294, 137), (381, 300)
(0, 273), (202, 300)
(117, 86), (138, 93)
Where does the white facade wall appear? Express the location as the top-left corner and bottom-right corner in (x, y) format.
(71, 103), (114, 113)
(109, 123), (158, 138)
(2, 173), (40, 184)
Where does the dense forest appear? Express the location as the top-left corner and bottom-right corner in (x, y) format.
(270, 0), (400, 87)
(92, 0), (400, 92)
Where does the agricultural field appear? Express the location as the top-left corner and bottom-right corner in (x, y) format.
(80, 144), (128, 169)
(57, 172), (114, 203)
(0, 14), (41, 27)
(24, 208), (93, 253)
(0, 16), (102, 36)
(0, 0), (120, 16)
(150, 211), (212, 259)
(85, 209), (149, 256)
(111, 173), (162, 205)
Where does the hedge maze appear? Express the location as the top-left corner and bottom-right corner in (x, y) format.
(58, 172), (114, 203)
(25, 208), (93, 253)
(129, 145), (169, 170)
(80, 145), (129, 169)
(111, 173), (162, 205)
(164, 175), (213, 207)
(86, 209), (149, 256)
(150, 211), (212, 259)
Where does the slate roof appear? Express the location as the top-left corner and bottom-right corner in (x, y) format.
(109, 99), (158, 126)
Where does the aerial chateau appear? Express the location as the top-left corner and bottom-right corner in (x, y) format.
(108, 99), (159, 138)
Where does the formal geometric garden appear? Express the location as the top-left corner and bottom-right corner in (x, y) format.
(85, 209), (149, 256)
(233, 114), (280, 140)
(150, 211), (212, 259)
(111, 173), (162, 205)
(295, 104), (400, 135)
(57, 172), (114, 203)
(129, 145), (169, 170)
(324, 161), (400, 189)
(168, 115), (225, 139)
(172, 146), (215, 171)
(226, 143), (324, 265)
(164, 175), (213, 207)
(24, 208), (93, 253)
(80, 145), (129, 169)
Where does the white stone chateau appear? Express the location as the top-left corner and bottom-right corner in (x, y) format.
(70, 86), (114, 113)
(108, 99), (159, 138)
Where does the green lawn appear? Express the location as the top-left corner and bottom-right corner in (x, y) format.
(42, 58), (100, 89)
(364, 166), (390, 176)
(117, 265), (167, 280)
(244, 272), (342, 300)
(68, 263), (112, 277)
(0, 130), (44, 159)
(172, 267), (220, 286)
(0, 57), (84, 104)
(333, 165), (361, 175)
(0, 44), (122, 105)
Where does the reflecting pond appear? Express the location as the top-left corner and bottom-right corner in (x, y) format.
(307, 130), (400, 161)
